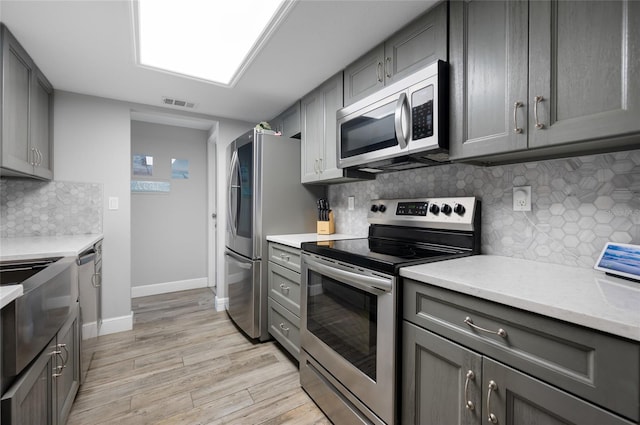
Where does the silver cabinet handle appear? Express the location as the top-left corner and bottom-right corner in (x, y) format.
(279, 322), (290, 333)
(280, 253), (290, 262)
(534, 95), (545, 129)
(385, 57), (392, 78)
(50, 348), (64, 377)
(279, 283), (290, 292)
(30, 148), (37, 166)
(318, 157), (323, 173)
(58, 343), (69, 366)
(513, 101), (523, 134)
(376, 62), (383, 82)
(487, 380), (498, 423)
(37, 149), (43, 166)
(464, 317), (507, 338)
(464, 370), (475, 411)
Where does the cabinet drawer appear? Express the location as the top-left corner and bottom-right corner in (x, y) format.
(268, 298), (300, 360)
(268, 261), (301, 315)
(403, 279), (640, 422)
(268, 243), (301, 273)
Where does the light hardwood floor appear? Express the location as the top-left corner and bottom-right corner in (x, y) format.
(67, 288), (330, 425)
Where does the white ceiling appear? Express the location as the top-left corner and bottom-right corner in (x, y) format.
(0, 0), (438, 126)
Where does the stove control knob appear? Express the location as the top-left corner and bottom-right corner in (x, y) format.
(378, 204), (387, 213)
(371, 204), (379, 213)
(454, 203), (466, 215)
(441, 204), (452, 215)
(429, 204), (440, 215)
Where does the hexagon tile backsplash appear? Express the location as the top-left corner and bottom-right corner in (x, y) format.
(0, 179), (103, 237)
(329, 149), (640, 269)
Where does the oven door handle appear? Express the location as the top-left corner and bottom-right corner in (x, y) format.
(304, 256), (392, 294)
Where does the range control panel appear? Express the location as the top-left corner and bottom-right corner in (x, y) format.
(367, 197), (478, 231)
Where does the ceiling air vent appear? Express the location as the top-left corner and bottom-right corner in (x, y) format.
(161, 97), (196, 109)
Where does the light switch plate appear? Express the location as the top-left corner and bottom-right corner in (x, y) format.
(348, 196), (355, 211)
(108, 197), (119, 210)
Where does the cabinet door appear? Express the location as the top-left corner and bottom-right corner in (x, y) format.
(300, 86), (323, 183)
(56, 306), (80, 425)
(1, 340), (56, 425)
(280, 101), (301, 139)
(343, 44), (385, 106)
(300, 72), (344, 183)
(528, 0), (640, 149)
(449, 0), (529, 160)
(319, 72), (343, 180)
(402, 322), (482, 425)
(1, 26), (33, 175)
(385, 1), (448, 85)
(482, 357), (635, 425)
(31, 69), (53, 180)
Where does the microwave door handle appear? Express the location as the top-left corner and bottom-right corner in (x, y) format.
(304, 256), (392, 294)
(394, 92), (410, 149)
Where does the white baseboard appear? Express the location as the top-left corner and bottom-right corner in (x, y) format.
(131, 277), (209, 298)
(82, 322), (98, 340)
(214, 295), (228, 312)
(99, 313), (133, 336)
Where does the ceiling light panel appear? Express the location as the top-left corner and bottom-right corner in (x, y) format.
(136, 0), (287, 86)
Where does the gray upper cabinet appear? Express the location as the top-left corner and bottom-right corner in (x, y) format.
(271, 101), (301, 139)
(1, 24), (53, 180)
(450, 0), (640, 162)
(301, 72), (350, 184)
(343, 1), (447, 106)
(528, 0), (640, 150)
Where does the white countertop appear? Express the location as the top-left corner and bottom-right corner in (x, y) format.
(0, 234), (103, 308)
(266, 233), (365, 249)
(400, 255), (640, 342)
(0, 285), (23, 309)
(0, 234), (104, 262)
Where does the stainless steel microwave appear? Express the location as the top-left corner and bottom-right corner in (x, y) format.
(337, 60), (448, 173)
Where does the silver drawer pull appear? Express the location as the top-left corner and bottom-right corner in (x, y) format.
(487, 380), (498, 423)
(279, 253), (290, 261)
(464, 370), (475, 411)
(279, 283), (290, 292)
(279, 322), (290, 333)
(464, 317), (507, 338)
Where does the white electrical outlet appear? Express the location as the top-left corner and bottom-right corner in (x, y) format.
(513, 186), (531, 211)
(108, 197), (119, 210)
(348, 196), (355, 211)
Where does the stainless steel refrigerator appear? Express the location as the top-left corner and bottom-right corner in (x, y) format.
(225, 129), (322, 341)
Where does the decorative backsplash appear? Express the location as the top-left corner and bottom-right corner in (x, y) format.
(329, 149), (640, 269)
(0, 179), (103, 237)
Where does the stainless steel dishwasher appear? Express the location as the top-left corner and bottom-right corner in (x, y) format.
(77, 239), (102, 383)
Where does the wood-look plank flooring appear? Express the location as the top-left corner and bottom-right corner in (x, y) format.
(67, 288), (330, 425)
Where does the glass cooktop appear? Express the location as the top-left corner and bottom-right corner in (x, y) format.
(301, 237), (466, 275)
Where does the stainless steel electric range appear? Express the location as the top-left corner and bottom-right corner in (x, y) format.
(299, 197), (481, 425)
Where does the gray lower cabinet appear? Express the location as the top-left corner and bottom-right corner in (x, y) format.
(1, 302), (80, 425)
(450, 0), (640, 163)
(402, 279), (639, 424)
(343, 1), (448, 106)
(1, 23), (53, 180)
(267, 242), (303, 359)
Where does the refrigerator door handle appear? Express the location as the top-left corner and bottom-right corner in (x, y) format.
(227, 150), (239, 238)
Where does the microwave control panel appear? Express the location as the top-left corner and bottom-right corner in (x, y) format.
(411, 85), (434, 140)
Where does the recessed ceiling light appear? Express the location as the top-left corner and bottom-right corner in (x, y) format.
(134, 0), (292, 86)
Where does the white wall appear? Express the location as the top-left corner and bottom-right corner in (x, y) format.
(54, 90), (252, 332)
(130, 121), (209, 295)
(54, 91), (133, 333)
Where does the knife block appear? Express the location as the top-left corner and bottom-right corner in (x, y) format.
(317, 211), (335, 235)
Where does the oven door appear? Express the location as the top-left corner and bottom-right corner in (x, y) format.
(300, 252), (396, 425)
